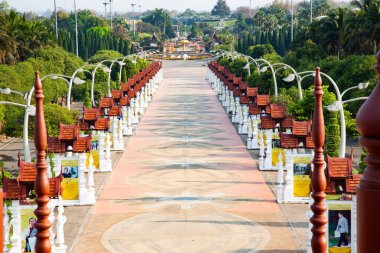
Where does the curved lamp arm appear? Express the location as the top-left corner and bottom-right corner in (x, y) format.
(272, 63), (303, 100)
(256, 58), (278, 98)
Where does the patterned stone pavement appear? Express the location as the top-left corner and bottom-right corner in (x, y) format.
(72, 60), (303, 253)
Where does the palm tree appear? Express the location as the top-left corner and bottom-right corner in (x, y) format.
(316, 8), (348, 57)
(350, 0), (380, 54)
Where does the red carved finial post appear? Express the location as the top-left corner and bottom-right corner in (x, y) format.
(0, 188), (3, 251)
(356, 51), (380, 253)
(310, 67), (327, 253)
(33, 71), (51, 253)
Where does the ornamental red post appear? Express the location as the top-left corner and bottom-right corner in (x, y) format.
(356, 51), (380, 253)
(33, 71), (51, 253)
(310, 67), (327, 253)
(0, 188), (3, 251)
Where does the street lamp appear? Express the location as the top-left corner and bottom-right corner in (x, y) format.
(40, 73), (86, 109)
(290, 0), (294, 42)
(138, 5), (142, 21)
(54, 0), (58, 39)
(107, 60), (126, 95)
(74, 0), (79, 56)
(0, 87), (27, 99)
(271, 62), (303, 99)
(109, 0), (113, 29)
(0, 87), (36, 162)
(89, 59), (124, 106)
(131, 3), (136, 36)
(255, 58), (279, 98)
(298, 70), (370, 158)
(103, 1), (109, 21)
(67, 64), (99, 109)
(118, 53), (140, 83)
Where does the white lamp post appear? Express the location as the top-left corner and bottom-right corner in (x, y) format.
(74, 0), (79, 56)
(118, 54), (139, 84)
(271, 63), (303, 99)
(1, 88), (35, 162)
(109, 0), (113, 29)
(256, 58), (279, 98)
(54, 0), (58, 39)
(67, 64), (97, 109)
(298, 71), (369, 158)
(107, 60), (126, 94)
(131, 3), (136, 36)
(103, 1), (109, 21)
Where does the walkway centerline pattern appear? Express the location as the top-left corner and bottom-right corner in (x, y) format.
(73, 60), (301, 253)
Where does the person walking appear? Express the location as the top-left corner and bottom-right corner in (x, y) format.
(336, 213), (349, 247)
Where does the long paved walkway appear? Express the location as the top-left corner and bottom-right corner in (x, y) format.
(73, 60), (302, 253)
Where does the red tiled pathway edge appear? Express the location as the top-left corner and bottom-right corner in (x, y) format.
(72, 60), (302, 253)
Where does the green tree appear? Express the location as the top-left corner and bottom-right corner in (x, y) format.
(211, 0), (231, 18)
(142, 9), (174, 37)
(190, 23), (203, 38)
(246, 44), (276, 58)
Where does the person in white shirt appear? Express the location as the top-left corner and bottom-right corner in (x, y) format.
(336, 213), (349, 247)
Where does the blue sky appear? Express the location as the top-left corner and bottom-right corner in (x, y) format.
(7, 0), (285, 13)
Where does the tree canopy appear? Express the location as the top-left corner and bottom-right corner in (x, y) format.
(211, 0), (231, 18)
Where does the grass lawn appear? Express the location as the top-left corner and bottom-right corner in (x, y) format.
(205, 19), (237, 27)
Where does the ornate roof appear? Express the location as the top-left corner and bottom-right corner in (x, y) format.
(58, 123), (78, 141)
(73, 135), (92, 153)
(112, 90), (122, 100)
(94, 118), (110, 131)
(78, 121), (90, 131)
(281, 116), (294, 129)
(255, 95), (270, 107)
(326, 155), (353, 178)
(345, 174), (362, 194)
(292, 120), (312, 136)
(280, 133), (299, 149)
(99, 97), (114, 108)
(120, 97), (130, 106)
(121, 83), (130, 92)
(3, 178), (22, 199)
(249, 104), (261, 115)
(247, 87), (258, 97)
(239, 81), (248, 90)
(83, 108), (100, 121)
(239, 95), (249, 104)
(17, 159), (36, 182)
(305, 136), (315, 149)
(108, 106), (122, 117)
(260, 116), (275, 129)
(47, 137), (66, 153)
(270, 104), (286, 119)
(233, 76), (241, 85)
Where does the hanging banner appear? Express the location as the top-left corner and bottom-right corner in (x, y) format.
(327, 202), (352, 253)
(293, 155), (312, 198)
(61, 159), (79, 200)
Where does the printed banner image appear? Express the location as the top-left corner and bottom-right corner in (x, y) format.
(91, 135), (99, 150)
(61, 159), (79, 200)
(257, 132), (267, 145)
(272, 148), (285, 166)
(293, 156), (311, 198)
(328, 204), (352, 253)
(21, 208), (37, 253)
(86, 150), (100, 170)
(104, 134), (114, 148)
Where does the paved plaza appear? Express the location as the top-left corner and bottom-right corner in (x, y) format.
(71, 60), (306, 253)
